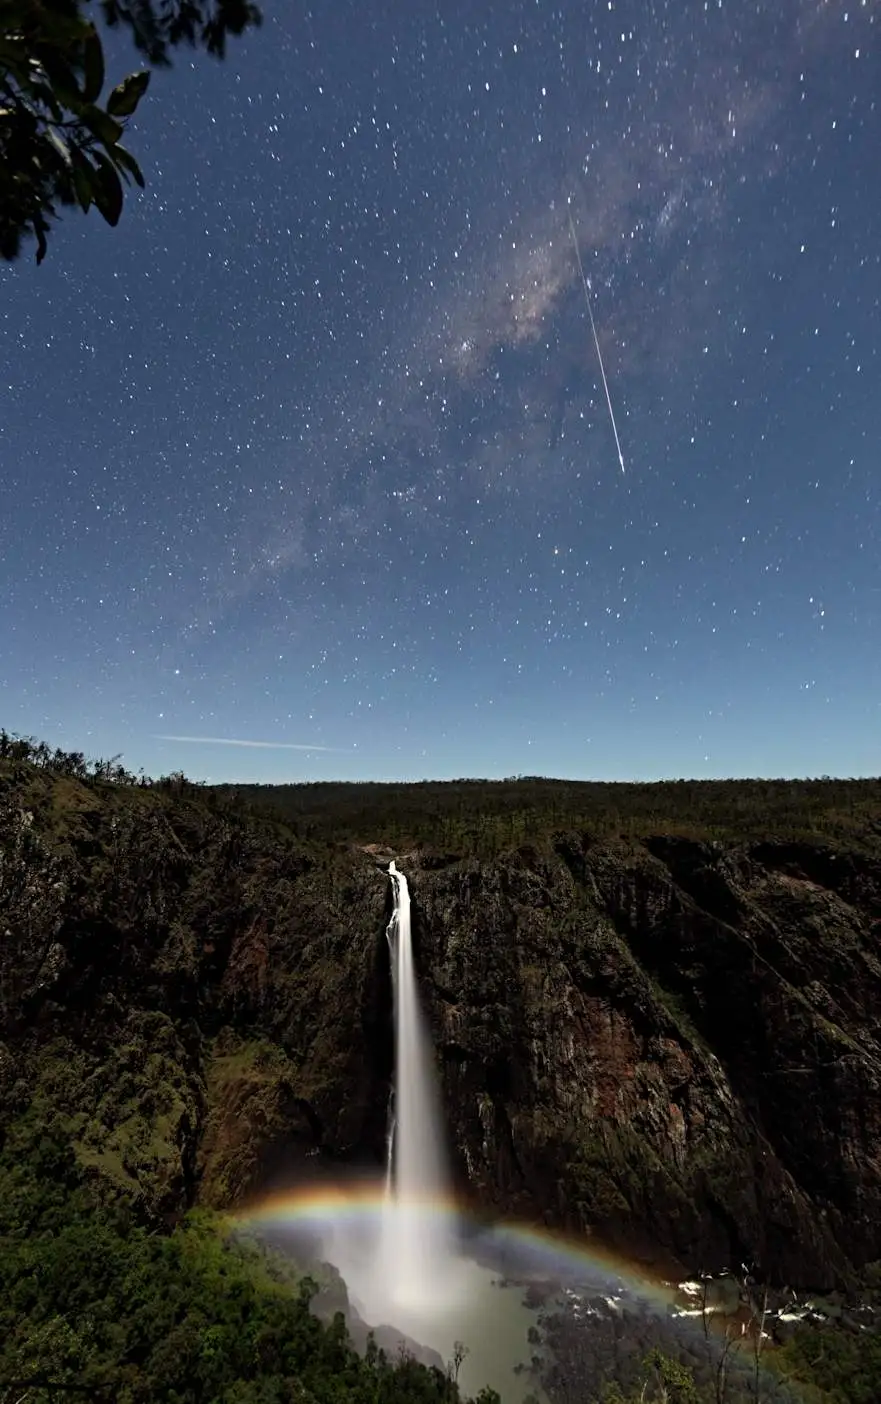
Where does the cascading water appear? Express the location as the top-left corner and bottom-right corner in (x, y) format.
(276, 861), (553, 1403)
(260, 862), (694, 1404)
(379, 861), (457, 1309)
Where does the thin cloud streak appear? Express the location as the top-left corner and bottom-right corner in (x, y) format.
(155, 734), (344, 752)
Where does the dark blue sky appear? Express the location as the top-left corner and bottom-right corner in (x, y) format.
(2, 0), (879, 782)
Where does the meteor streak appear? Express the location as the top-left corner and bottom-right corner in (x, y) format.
(567, 201), (626, 475)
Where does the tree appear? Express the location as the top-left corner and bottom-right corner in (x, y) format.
(447, 1340), (469, 1398)
(0, 0), (260, 262)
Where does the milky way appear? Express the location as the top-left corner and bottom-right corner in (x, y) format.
(1, 0), (879, 781)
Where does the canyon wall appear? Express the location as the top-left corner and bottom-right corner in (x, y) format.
(1, 768), (879, 1290)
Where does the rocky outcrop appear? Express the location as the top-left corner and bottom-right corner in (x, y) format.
(1, 767), (879, 1291)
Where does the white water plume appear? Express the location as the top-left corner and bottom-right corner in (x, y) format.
(285, 861), (551, 1402)
(378, 861), (458, 1311)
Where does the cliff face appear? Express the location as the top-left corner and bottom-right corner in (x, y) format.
(416, 836), (881, 1288)
(1, 766), (879, 1292)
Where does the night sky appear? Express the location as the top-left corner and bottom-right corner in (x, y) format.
(2, 0), (879, 783)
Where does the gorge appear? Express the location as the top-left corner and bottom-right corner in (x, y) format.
(1, 755), (881, 1399)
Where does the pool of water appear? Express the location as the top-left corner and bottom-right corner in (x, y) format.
(312, 1217), (548, 1403)
(246, 1187), (810, 1404)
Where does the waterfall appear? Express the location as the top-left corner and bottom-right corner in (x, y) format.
(279, 861), (546, 1404)
(384, 1103), (395, 1200)
(379, 861), (455, 1308)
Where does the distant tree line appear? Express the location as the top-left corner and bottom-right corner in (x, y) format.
(216, 773), (881, 857)
(4, 728), (881, 856)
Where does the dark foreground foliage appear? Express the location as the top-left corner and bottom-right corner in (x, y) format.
(1, 0), (260, 262)
(0, 1110), (492, 1404)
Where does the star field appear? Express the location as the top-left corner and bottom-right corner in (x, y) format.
(1, 0), (879, 782)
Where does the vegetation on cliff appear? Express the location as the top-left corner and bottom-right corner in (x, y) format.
(1, 733), (880, 1402)
(0, 1104), (492, 1404)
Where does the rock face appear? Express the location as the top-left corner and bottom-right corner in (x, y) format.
(416, 836), (881, 1289)
(1, 767), (880, 1292)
